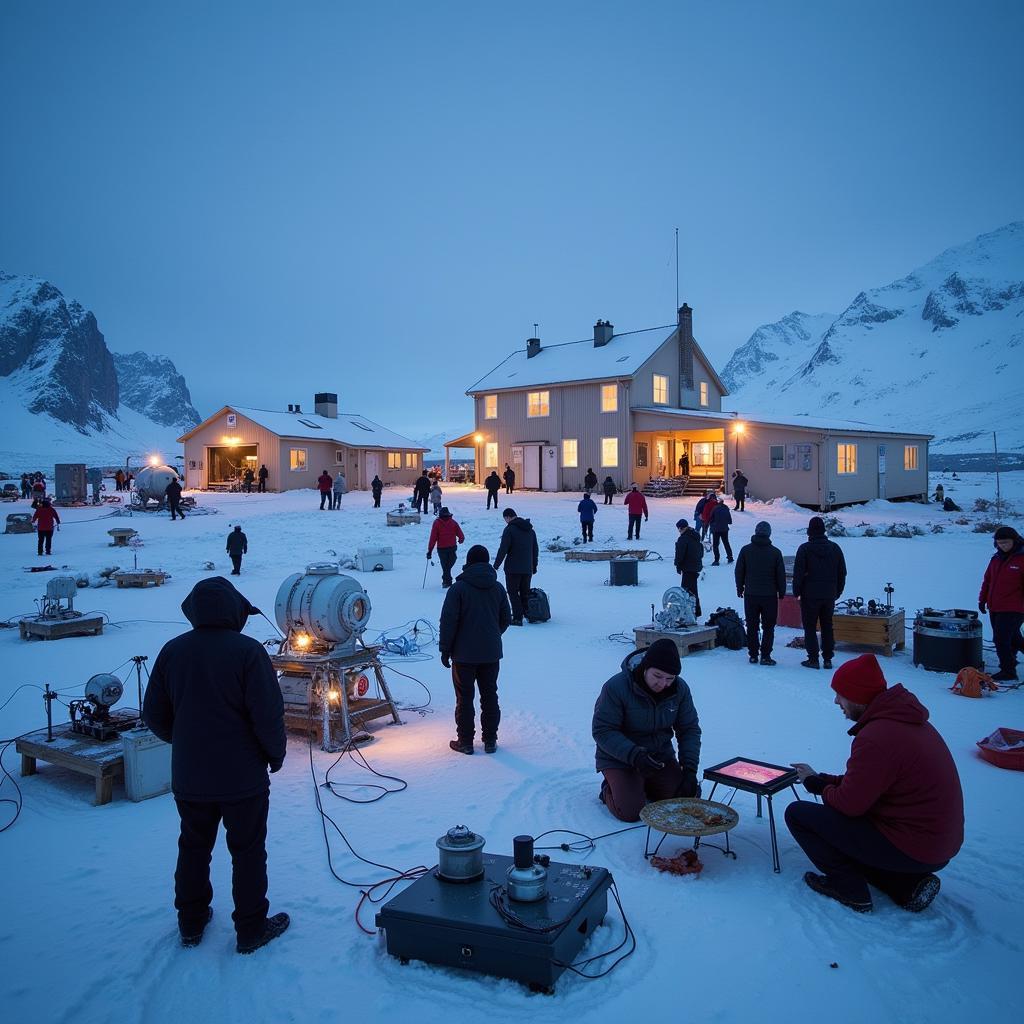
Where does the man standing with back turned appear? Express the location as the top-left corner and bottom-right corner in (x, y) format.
(494, 506), (539, 626)
(143, 577), (290, 954)
(793, 515), (847, 670)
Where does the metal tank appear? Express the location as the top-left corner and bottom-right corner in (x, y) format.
(133, 465), (180, 506)
(274, 563), (372, 654)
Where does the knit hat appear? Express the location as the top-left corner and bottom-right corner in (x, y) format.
(466, 544), (490, 565)
(439, 507), (451, 519)
(755, 521), (771, 537)
(676, 518), (689, 529)
(504, 507), (517, 519)
(583, 492), (591, 499)
(994, 526), (1021, 542)
(830, 654), (887, 705)
(807, 516), (826, 537)
(640, 638), (681, 677)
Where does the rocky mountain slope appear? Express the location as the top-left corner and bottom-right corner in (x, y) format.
(112, 351), (200, 433)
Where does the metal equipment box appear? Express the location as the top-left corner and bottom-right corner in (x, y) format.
(913, 608), (984, 673)
(376, 853), (612, 992)
(55, 463), (87, 504)
(357, 546), (393, 572)
(121, 727), (172, 801)
(609, 558), (638, 586)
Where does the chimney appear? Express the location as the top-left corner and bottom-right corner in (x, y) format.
(315, 392), (338, 418)
(593, 319), (614, 347)
(287, 404), (294, 412)
(294, 403), (302, 413)
(678, 303), (694, 391)
(527, 336), (541, 359)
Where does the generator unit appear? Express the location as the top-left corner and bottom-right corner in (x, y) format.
(68, 673), (139, 741)
(913, 608), (984, 673)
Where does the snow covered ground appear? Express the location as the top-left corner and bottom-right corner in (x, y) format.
(1, 474), (1021, 1023)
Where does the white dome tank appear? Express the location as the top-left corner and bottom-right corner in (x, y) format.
(134, 465), (180, 504)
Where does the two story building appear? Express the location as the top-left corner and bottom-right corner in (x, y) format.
(449, 305), (930, 509)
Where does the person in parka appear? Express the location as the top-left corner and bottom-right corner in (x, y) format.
(624, 484), (648, 540)
(503, 463), (515, 494)
(735, 521), (786, 664)
(226, 524), (248, 575)
(484, 470), (502, 510)
(316, 471), (333, 510)
(31, 498), (60, 556)
(143, 577), (290, 954)
(165, 476), (185, 520)
(578, 492), (598, 543)
(584, 468), (598, 492)
(732, 470), (748, 512)
(427, 506), (465, 587)
(242, 467), (255, 493)
(793, 516), (847, 670)
(696, 491), (715, 540)
(708, 499), (733, 565)
(370, 475), (384, 508)
(257, 464), (269, 492)
(493, 507), (539, 625)
(674, 518), (703, 616)
(592, 638), (702, 822)
(787, 655), (964, 914)
(439, 545), (512, 754)
(602, 475), (617, 505)
(331, 471), (346, 509)
(414, 472), (432, 514)
(978, 525), (1024, 681)
(429, 480), (443, 515)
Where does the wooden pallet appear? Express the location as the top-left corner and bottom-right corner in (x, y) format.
(17, 724), (128, 805)
(386, 512), (421, 526)
(19, 614), (105, 640)
(565, 548), (648, 562)
(634, 625), (718, 658)
(832, 610), (905, 657)
(113, 570), (169, 588)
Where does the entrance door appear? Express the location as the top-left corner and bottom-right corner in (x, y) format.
(523, 445), (541, 488)
(541, 446), (558, 491)
(655, 439), (669, 477)
(877, 444), (887, 499)
(366, 452), (382, 488)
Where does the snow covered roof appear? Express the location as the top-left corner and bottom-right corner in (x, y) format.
(632, 406), (933, 439)
(179, 406), (428, 450)
(467, 324), (676, 393)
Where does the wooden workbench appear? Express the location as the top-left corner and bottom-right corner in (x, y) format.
(634, 625), (718, 659)
(832, 610), (905, 657)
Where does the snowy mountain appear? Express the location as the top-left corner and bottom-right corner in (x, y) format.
(0, 271), (200, 474)
(722, 221), (1024, 458)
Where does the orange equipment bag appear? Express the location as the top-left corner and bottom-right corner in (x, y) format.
(950, 667), (998, 698)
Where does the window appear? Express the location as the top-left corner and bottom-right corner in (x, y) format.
(349, 420), (373, 432)
(699, 382), (709, 407)
(769, 445), (785, 470)
(601, 384), (618, 413)
(562, 439), (578, 468)
(485, 442), (498, 467)
(837, 443), (857, 474)
(405, 453), (417, 469)
(904, 445), (919, 470)
(527, 391), (549, 417)
(387, 452), (401, 470)
(484, 395), (497, 420)
(692, 442), (724, 467)
(297, 418), (323, 429)
(601, 437), (618, 467)
(652, 374), (668, 405)
(336, 450), (345, 465)
(636, 442), (648, 468)
(289, 448), (307, 472)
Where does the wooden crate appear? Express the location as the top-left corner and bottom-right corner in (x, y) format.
(114, 570), (169, 588)
(634, 625), (718, 659)
(565, 548), (648, 562)
(832, 610), (905, 657)
(19, 614), (105, 640)
(16, 724), (127, 805)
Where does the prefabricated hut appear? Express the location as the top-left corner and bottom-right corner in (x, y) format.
(178, 394), (429, 492)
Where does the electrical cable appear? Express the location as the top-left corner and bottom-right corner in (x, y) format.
(380, 663), (433, 713)
(0, 740), (24, 833)
(533, 824), (644, 855)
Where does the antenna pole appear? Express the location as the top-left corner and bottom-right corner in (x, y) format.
(675, 226), (679, 311)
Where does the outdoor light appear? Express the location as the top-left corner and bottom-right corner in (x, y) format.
(326, 686), (341, 705)
(473, 433), (484, 443)
(148, 454), (161, 466)
(733, 422), (745, 435)
(293, 630), (312, 651)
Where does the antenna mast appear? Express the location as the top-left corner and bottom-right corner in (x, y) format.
(675, 226), (679, 311)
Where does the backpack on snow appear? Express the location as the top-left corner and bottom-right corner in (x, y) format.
(526, 588), (551, 623)
(707, 607), (745, 650)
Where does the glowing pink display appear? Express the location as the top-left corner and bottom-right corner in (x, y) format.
(714, 760), (791, 785)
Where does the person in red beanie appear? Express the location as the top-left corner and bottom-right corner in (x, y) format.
(785, 654), (964, 914)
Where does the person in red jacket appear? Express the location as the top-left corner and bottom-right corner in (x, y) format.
(427, 507), (465, 588)
(316, 471), (333, 510)
(979, 526), (1024, 682)
(623, 485), (649, 540)
(786, 654), (963, 914)
(31, 498), (61, 556)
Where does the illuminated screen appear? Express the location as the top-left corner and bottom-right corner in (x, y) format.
(714, 760), (792, 785)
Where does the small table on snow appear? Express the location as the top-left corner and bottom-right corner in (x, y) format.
(640, 798), (740, 862)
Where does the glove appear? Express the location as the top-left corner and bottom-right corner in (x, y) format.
(979, 602), (987, 614)
(269, 761), (282, 774)
(737, 589), (744, 599)
(803, 774), (827, 796)
(632, 748), (664, 777)
(427, 552), (433, 560)
(440, 652), (451, 669)
(678, 769), (699, 798)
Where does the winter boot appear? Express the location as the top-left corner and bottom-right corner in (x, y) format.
(749, 655), (759, 665)
(483, 740), (497, 754)
(236, 913), (290, 954)
(801, 659), (820, 670)
(803, 872), (872, 913)
(449, 739), (474, 755)
(760, 656), (777, 666)
(180, 908), (212, 948)
(823, 658), (833, 670)
(899, 875), (941, 913)
(991, 670), (1018, 682)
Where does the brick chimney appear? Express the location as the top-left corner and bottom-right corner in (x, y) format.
(527, 337), (541, 359)
(315, 392), (338, 418)
(678, 304), (694, 391)
(593, 319), (614, 347)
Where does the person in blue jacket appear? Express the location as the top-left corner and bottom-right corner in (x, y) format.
(578, 491), (598, 543)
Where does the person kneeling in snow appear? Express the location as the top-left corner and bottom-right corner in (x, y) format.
(787, 654), (963, 914)
(592, 638), (701, 822)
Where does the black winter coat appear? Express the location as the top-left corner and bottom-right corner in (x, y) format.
(694, 496), (709, 519)
(371, 476), (383, 495)
(503, 467), (515, 485)
(584, 471), (598, 491)
(733, 473), (748, 497)
(592, 651), (701, 772)
(494, 517), (539, 574)
(439, 562), (512, 663)
(602, 477), (617, 496)
(226, 530), (248, 556)
(165, 479), (183, 502)
(415, 474), (432, 497)
(485, 472), (502, 493)
(735, 534), (785, 598)
(710, 503), (732, 533)
(143, 577), (286, 802)
(674, 528), (704, 573)
(793, 536), (847, 602)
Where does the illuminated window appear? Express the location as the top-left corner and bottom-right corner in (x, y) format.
(601, 437), (618, 467)
(837, 444), (857, 475)
(289, 448), (307, 472)
(387, 452), (401, 470)
(405, 452), (417, 468)
(484, 395), (497, 419)
(485, 442), (498, 467)
(562, 439), (578, 468)
(527, 391), (549, 417)
(601, 384), (618, 413)
(635, 442), (648, 468)
(904, 445), (918, 470)
(692, 442), (724, 467)
(653, 374), (668, 405)
(769, 445), (785, 470)
(335, 450), (345, 465)
(699, 382), (709, 407)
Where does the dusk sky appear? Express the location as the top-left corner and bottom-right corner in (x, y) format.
(2, 1), (1021, 441)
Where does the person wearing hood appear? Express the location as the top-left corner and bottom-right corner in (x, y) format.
(503, 463), (515, 494)
(484, 470), (502, 510)
(370, 474), (384, 508)
(257, 464), (268, 492)
(31, 498), (60, 556)
(592, 638), (702, 823)
(165, 476), (185, 520)
(578, 492), (598, 543)
(429, 479), (443, 516)
(624, 484), (649, 540)
(439, 545), (512, 754)
(735, 521), (786, 665)
(732, 470), (748, 512)
(584, 468), (598, 492)
(787, 654), (964, 914)
(979, 525), (1024, 681)
(674, 519), (703, 616)
(427, 507), (465, 588)
(226, 524), (248, 575)
(316, 470), (333, 510)
(793, 516), (847, 669)
(143, 578), (290, 954)
(414, 471), (432, 514)
(602, 475), (617, 505)
(331, 471), (346, 509)
(708, 498), (733, 565)
(697, 491), (716, 540)
(242, 467), (255, 493)
(494, 507), (539, 625)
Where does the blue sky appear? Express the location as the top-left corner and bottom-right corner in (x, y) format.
(1, 1), (1021, 439)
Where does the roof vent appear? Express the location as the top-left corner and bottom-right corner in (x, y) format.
(527, 337), (541, 359)
(287, 404), (294, 412)
(594, 320), (614, 347)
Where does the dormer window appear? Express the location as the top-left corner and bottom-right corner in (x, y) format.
(653, 374), (668, 405)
